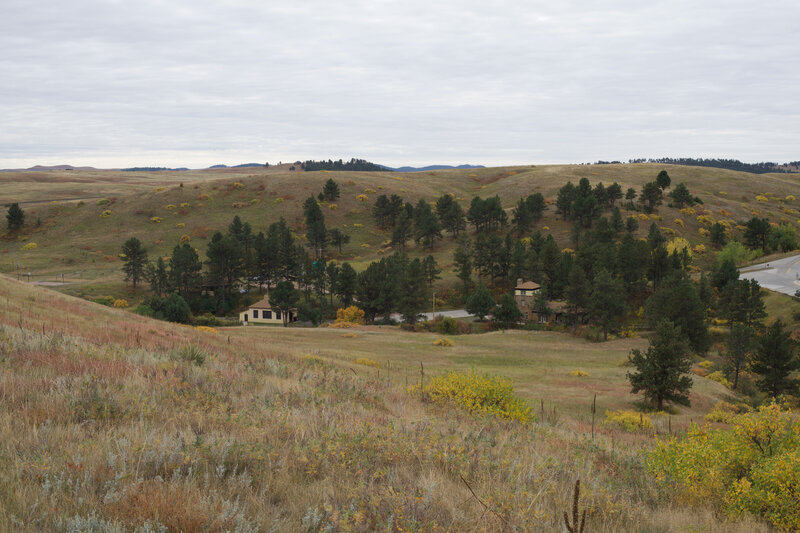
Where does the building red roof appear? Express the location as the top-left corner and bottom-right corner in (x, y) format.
(515, 280), (541, 290)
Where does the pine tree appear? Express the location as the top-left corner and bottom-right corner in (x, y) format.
(121, 237), (148, 290)
(656, 170), (671, 190)
(453, 235), (473, 294)
(493, 293), (522, 330)
(270, 280), (300, 327)
(751, 320), (798, 398)
(144, 257), (169, 296)
(322, 178), (340, 201)
(725, 324), (755, 390)
(422, 255), (441, 286)
(627, 319), (693, 410)
(644, 272), (710, 353)
(399, 258), (428, 324)
(6, 203), (24, 230)
(169, 243), (202, 294)
(335, 262), (358, 307)
(588, 269), (626, 340)
(466, 284), (495, 321)
(565, 265), (588, 331)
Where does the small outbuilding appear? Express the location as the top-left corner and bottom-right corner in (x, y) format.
(239, 296), (297, 325)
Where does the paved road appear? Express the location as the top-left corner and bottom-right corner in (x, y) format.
(387, 309), (473, 322)
(739, 254), (800, 296)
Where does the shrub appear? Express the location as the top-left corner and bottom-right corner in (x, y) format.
(165, 204), (176, 210)
(433, 338), (455, 347)
(435, 316), (459, 335)
(179, 234), (191, 244)
(356, 194), (368, 202)
(197, 194), (210, 200)
(180, 202), (190, 207)
(786, 195), (796, 201)
(174, 344), (207, 366)
(698, 360), (714, 369)
(21, 242), (37, 250)
(250, 198), (260, 205)
(150, 217), (162, 223)
(409, 371), (532, 423)
(569, 369), (589, 377)
(231, 202), (245, 208)
(704, 401), (741, 423)
(175, 222), (185, 228)
(693, 244), (706, 254)
(231, 182), (245, 189)
(96, 198), (111, 206)
(195, 325), (219, 334)
(100, 209), (113, 218)
(648, 403), (800, 530)
(674, 218), (685, 228)
(92, 295), (115, 307)
(363, 188), (376, 193)
(604, 410), (654, 432)
(335, 306), (365, 325)
(706, 371), (732, 388)
(755, 195), (768, 202)
(113, 299), (129, 308)
(162, 293), (191, 323)
(193, 313), (220, 327)
(352, 357), (379, 368)
(328, 203), (338, 210)
(680, 207), (696, 216)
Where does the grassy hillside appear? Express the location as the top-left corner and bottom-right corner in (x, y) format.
(3, 163), (799, 303)
(0, 274), (769, 531)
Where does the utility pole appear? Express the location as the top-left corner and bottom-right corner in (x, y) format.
(432, 290), (436, 322)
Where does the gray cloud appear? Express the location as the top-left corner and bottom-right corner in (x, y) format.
(1, 0), (798, 168)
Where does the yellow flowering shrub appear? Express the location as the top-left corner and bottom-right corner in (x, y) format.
(569, 369), (589, 377)
(542, 226), (550, 231)
(150, 217), (162, 223)
(195, 325), (219, 334)
(693, 244), (706, 254)
(21, 242), (37, 250)
(180, 202), (190, 208)
(409, 371), (532, 423)
(755, 195), (768, 202)
(433, 338), (454, 347)
(786, 195), (796, 201)
(353, 223), (363, 228)
(363, 188), (376, 194)
(328, 203), (338, 210)
(637, 213), (650, 221)
(113, 299), (129, 308)
(352, 357), (379, 367)
(698, 227), (710, 237)
(648, 403), (800, 530)
(706, 371), (732, 388)
(336, 306), (365, 325)
(175, 222), (185, 228)
(165, 204), (176, 210)
(273, 197), (284, 204)
(356, 194), (368, 202)
(348, 209), (360, 215)
(666, 237), (691, 256)
(100, 210), (113, 218)
(250, 198), (260, 205)
(361, 243), (371, 248)
(231, 202), (245, 208)
(96, 198), (111, 206)
(698, 360), (714, 369)
(603, 410), (653, 432)
(341, 333), (358, 339)
(674, 218), (685, 228)
(704, 401), (740, 423)
(155, 187), (165, 192)
(649, 214), (662, 221)
(197, 193), (210, 200)
(180, 234), (191, 244)
(680, 207), (696, 216)
(231, 182), (244, 189)
(696, 215), (714, 226)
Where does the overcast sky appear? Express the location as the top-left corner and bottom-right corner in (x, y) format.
(1, 0), (798, 169)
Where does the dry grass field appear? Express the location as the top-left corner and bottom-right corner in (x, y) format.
(0, 274), (771, 531)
